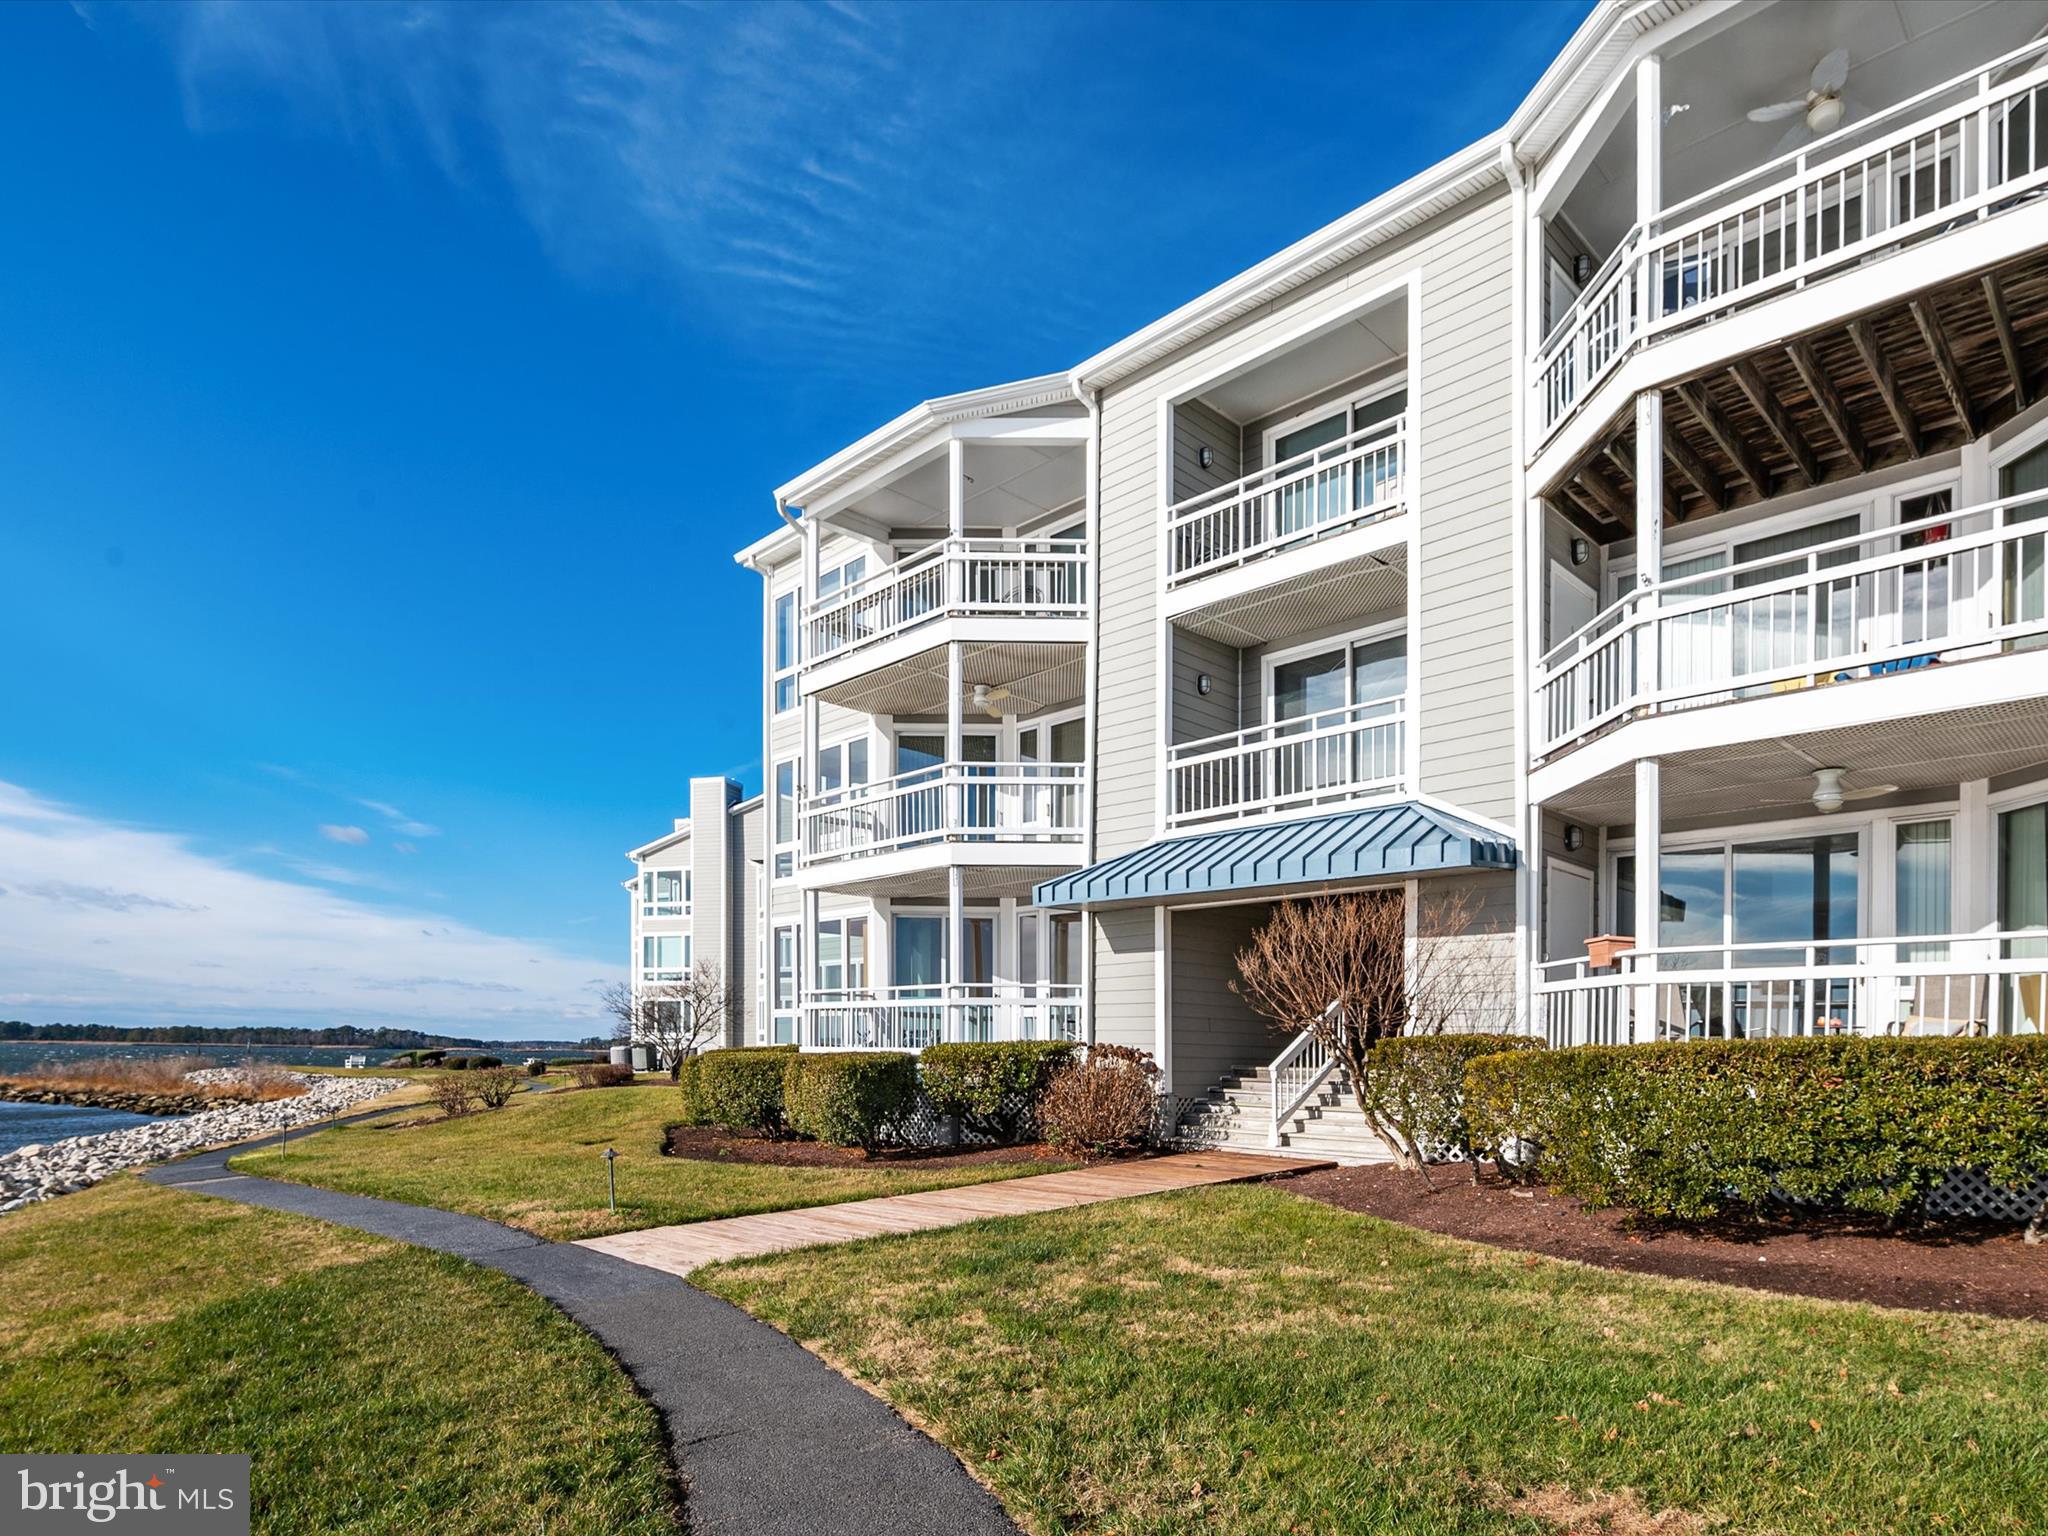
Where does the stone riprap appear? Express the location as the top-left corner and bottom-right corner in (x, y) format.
(0, 1070), (406, 1216)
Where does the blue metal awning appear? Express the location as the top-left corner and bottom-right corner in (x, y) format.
(1033, 803), (1517, 910)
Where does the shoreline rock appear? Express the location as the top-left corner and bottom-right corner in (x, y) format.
(0, 1071), (408, 1216)
(0, 1083), (222, 1116)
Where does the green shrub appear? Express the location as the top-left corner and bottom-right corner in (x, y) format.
(784, 1052), (919, 1151)
(525, 1060), (548, 1078)
(673, 1054), (706, 1126)
(920, 1041), (1077, 1142)
(1041, 1044), (1159, 1157)
(694, 1047), (797, 1136)
(1466, 1037), (2048, 1222)
(1360, 1033), (1542, 1165)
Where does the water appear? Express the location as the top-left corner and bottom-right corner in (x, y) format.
(0, 1099), (162, 1157)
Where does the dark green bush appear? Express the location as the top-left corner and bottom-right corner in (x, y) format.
(1466, 1037), (2048, 1222)
(694, 1046), (797, 1136)
(673, 1054), (706, 1125)
(525, 1060), (548, 1078)
(784, 1052), (918, 1150)
(1359, 1032), (1542, 1164)
(920, 1041), (1077, 1142)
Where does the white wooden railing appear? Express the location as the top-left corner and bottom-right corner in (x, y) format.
(801, 984), (1085, 1050)
(1166, 416), (1407, 586)
(1534, 490), (2048, 761)
(799, 762), (1086, 865)
(1269, 1001), (1344, 1145)
(1538, 933), (2048, 1047)
(803, 537), (1087, 664)
(1535, 38), (2048, 442)
(1168, 702), (1404, 829)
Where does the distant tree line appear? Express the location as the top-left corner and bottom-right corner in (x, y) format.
(0, 1021), (607, 1050)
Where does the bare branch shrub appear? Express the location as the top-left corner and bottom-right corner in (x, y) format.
(472, 1066), (523, 1110)
(601, 965), (732, 1073)
(1231, 888), (1513, 1173)
(427, 1074), (476, 1118)
(1040, 1044), (1160, 1158)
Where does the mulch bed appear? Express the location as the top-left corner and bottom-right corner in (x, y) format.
(663, 1124), (1070, 1170)
(1291, 1163), (2047, 1322)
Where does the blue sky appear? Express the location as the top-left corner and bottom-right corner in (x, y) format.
(0, 0), (1589, 1038)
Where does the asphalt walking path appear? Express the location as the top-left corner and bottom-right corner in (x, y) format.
(144, 1125), (1018, 1536)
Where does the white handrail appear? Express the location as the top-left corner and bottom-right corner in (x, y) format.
(1533, 489), (2048, 759)
(1165, 417), (1407, 584)
(799, 762), (1087, 864)
(1269, 1001), (1342, 1146)
(1535, 40), (2048, 442)
(803, 536), (1088, 664)
(802, 983), (1085, 1050)
(1168, 702), (1405, 828)
(1536, 933), (2048, 1047)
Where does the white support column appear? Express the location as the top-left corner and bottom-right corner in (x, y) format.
(1636, 53), (1662, 226)
(1632, 756), (1661, 1044)
(947, 866), (966, 1044)
(947, 436), (967, 610)
(799, 515), (821, 1051)
(1527, 209), (1548, 346)
(1635, 391), (1664, 587)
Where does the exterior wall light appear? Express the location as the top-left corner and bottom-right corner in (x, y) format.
(1198, 445), (1214, 471)
(1196, 673), (1213, 696)
(1569, 536), (1590, 566)
(1562, 824), (1585, 853)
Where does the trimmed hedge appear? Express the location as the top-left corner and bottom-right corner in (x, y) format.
(693, 1046), (798, 1136)
(920, 1041), (1077, 1142)
(784, 1052), (918, 1151)
(1359, 1033), (1541, 1163)
(1466, 1036), (2048, 1222)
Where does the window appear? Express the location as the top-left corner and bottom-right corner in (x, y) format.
(1269, 633), (1407, 725)
(816, 553), (867, 602)
(641, 933), (686, 982)
(1615, 834), (1860, 966)
(1896, 819), (1953, 962)
(772, 926), (798, 1044)
(1267, 386), (1407, 534)
(773, 759), (797, 879)
(641, 868), (688, 918)
(772, 590), (798, 713)
(816, 738), (869, 796)
(815, 917), (867, 994)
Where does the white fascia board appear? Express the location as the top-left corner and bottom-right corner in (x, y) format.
(735, 523), (799, 571)
(627, 826), (693, 861)
(773, 373), (1077, 510)
(1071, 137), (1508, 393)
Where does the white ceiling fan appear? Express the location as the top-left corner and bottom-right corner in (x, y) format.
(1748, 46), (1860, 154)
(1811, 767), (1898, 814)
(970, 682), (1032, 719)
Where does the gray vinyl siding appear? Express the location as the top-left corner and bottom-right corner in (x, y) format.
(1167, 903), (1279, 1095)
(688, 779), (734, 1041)
(1422, 869), (1520, 1033)
(1171, 398), (1240, 503)
(1089, 906), (1158, 1058)
(1414, 192), (1517, 823)
(735, 801), (764, 1046)
(1172, 630), (1240, 745)
(1093, 385), (1163, 862)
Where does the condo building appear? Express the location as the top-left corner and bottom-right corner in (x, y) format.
(701, 0), (2048, 1157)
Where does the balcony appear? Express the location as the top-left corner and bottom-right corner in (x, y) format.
(799, 537), (1088, 710)
(799, 984), (1084, 1051)
(1535, 38), (2048, 452)
(1538, 934), (2048, 1048)
(1534, 490), (2048, 766)
(1165, 417), (1407, 596)
(796, 762), (1086, 891)
(1168, 702), (1405, 831)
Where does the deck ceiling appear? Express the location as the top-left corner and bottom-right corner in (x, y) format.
(808, 862), (1072, 901)
(1547, 246), (2048, 538)
(1174, 546), (1407, 648)
(1543, 690), (2048, 825)
(810, 639), (1084, 717)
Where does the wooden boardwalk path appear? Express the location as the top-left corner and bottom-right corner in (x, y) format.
(576, 1149), (1329, 1276)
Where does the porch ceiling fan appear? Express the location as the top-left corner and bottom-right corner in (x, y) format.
(1747, 46), (1861, 154)
(970, 682), (1031, 719)
(1811, 767), (1898, 814)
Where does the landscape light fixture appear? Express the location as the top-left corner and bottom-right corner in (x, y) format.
(603, 1146), (618, 1212)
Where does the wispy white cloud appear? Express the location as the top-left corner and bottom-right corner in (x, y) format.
(99, 0), (1099, 378)
(318, 823), (370, 845)
(354, 798), (437, 838)
(0, 781), (609, 1037)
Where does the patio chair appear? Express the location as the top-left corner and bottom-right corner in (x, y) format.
(1889, 975), (1988, 1037)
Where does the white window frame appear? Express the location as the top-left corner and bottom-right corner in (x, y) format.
(771, 586), (800, 713)
(815, 549), (869, 603)
(1258, 616), (1409, 728)
(641, 932), (688, 983)
(641, 867), (689, 918)
(772, 758), (798, 879)
(1257, 373), (1408, 471)
(771, 925), (799, 1044)
(815, 731), (873, 795)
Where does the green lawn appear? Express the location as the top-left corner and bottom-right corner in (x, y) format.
(0, 1177), (677, 1536)
(702, 1184), (2048, 1536)
(232, 1082), (1075, 1239)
